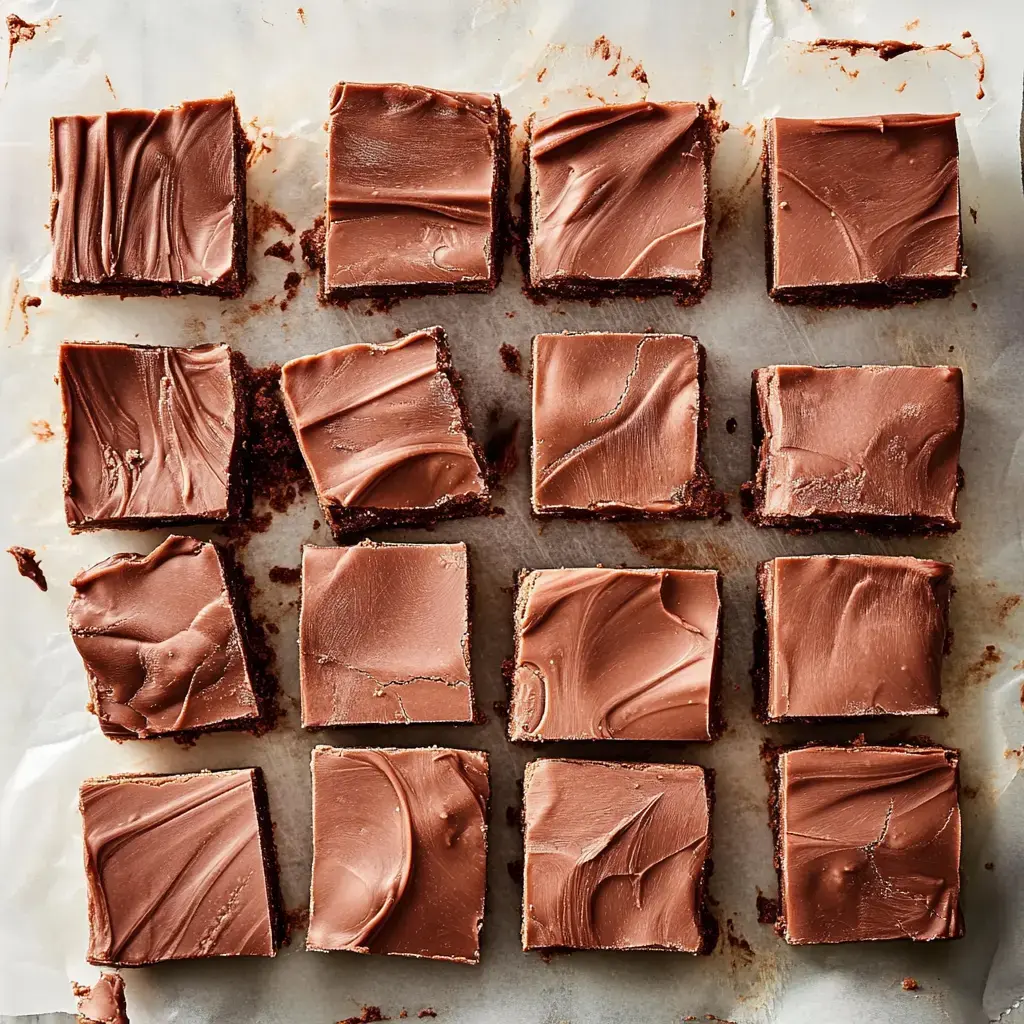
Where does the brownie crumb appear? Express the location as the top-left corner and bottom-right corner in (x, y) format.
(269, 565), (301, 586)
(7, 545), (46, 591)
(985, 861), (994, 870)
(280, 270), (302, 310)
(264, 240), (295, 262)
(418, 1011), (437, 1020)
(281, 906), (309, 945)
(499, 343), (523, 375)
(755, 891), (779, 924)
(338, 1008), (388, 1024)
(312, 519), (321, 530)
(725, 417), (738, 434)
(301, 215), (326, 272)
(902, 977), (919, 991)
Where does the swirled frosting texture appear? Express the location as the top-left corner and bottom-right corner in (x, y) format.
(69, 535), (257, 738)
(74, 972), (128, 1024)
(532, 332), (710, 514)
(768, 114), (961, 292)
(308, 746), (489, 962)
(522, 759), (711, 951)
(326, 83), (500, 293)
(778, 746), (962, 944)
(529, 102), (709, 287)
(763, 555), (951, 719)
(510, 568), (720, 742)
(60, 342), (238, 528)
(81, 769), (277, 965)
(51, 98), (241, 292)
(281, 329), (487, 527)
(753, 364), (963, 525)
(299, 542), (473, 727)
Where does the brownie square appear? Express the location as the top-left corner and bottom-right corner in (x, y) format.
(531, 332), (720, 518)
(322, 82), (508, 301)
(522, 758), (713, 952)
(68, 535), (265, 739)
(51, 97), (246, 297)
(525, 102), (711, 301)
(509, 567), (721, 742)
(80, 768), (281, 965)
(281, 327), (490, 538)
(744, 364), (964, 533)
(764, 114), (962, 306)
(60, 341), (245, 531)
(73, 973), (127, 1024)
(300, 541), (474, 727)
(755, 555), (952, 721)
(308, 746), (489, 962)
(772, 745), (963, 944)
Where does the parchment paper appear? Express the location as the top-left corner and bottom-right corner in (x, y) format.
(1, 1), (1022, 1022)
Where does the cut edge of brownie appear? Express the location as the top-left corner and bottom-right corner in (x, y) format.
(529, 334), (726, 521)
(309, 327), (493, 542)
(82, 767), (284, 966)
(520, 758), (717, 954)
(50, 97), (248, 299)
(320, 95), (510, 304)
(740, 368), (962, 536)
(766, 741), (964, 945)
(762, 118), (961, 309)
(522, 104), (713, 304)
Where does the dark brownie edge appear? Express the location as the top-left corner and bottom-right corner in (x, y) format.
(250, 766), (286, 951)
(752, 560), (772, 724)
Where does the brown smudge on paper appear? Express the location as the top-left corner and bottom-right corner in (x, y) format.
(338, 1008), (388, 1024)
(7, 545), (46, 591)
(723, 917), (755, 967)
(811, 38), (924, 61)
(244, 118), (275, 168)
(7, 14), (59, 66)
(281, 906), (309, 945)
(588, 34), (649, 96)
(716, 159), (761, 236)
(618, 523), (741, 573)
(296, 7), (306, 24)
(251, 202), (296, 243)
(104, 74), (116, 98)
(969, 207), (978, 224)
(536, 67), (547, 83)
(996, 593), (1021, 623)
(905, 19), (920, 31)
(31, 419), (54, 442)
(896, 80), (907, 93)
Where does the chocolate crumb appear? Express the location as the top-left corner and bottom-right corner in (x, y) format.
(969, 207), (978, 223)
(338, 1008), (387, 1024)
(984, 861), (994, 870)
(499, 343), (523, 375)
(264, 240), (295, 262)
(902, 977), (919, 992)
(418, 1012), (437, 1020)
(269, 565), (301, 586)
(725, 417), (738, 434)
(755, 890), (778, 924)
(300, 215), (326, 272)
(280, 270), (302, 310)
(7, 545), (46, 591)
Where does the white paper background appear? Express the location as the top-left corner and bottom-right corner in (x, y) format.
(1, 1), (1023, 1022)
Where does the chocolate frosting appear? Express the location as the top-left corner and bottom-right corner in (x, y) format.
(763, 555), (951, 719)
(778, 746), (962, 943)
(75, 973), (128, 1024)
(51, 98), (241, 290)
(69, 535), (257, 738)
(81, 769), (277, 965)
(300, 542), (473, 727)
(532, 332), (706, 513)
(753, 364), (964, 524)
(510, 568), (720, 741)
(308, 746), (489, 962)
(522, 759), (710, 951)
(281, 328), (487, 514)
(326, 83), (499, 290)
(768, 114), (961, 289)
(529, 102), (708, 285)
(60, 342), (238, 528)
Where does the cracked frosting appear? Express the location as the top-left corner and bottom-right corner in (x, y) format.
(80, 769), (277, 965)
(532, 332), (711, 514)
(752, 364), (964, 526)
(281, 328), (488, 529)
(74, 972), (128, 1024)
(308, 746), (489, 962)
(510, 568), (720, 742)
(51, 97), (242, 292)
(69, 535), (258, 739)
(762, 555), (952, 720)
(529, 101), (709, 287)
(300, 542), (473, 727)
(767, 114), (961, 292)
(522, 759), (711, 951)
(777, 746), (962, 944)
(326, 83), (501, 293)
(60, 342), (239, 529)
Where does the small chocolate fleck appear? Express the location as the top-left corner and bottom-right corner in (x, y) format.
(269, 565), (301, 585)
(499, 343), (523, 375)
(7, 545), (46, 591)
(902, 977), (919, 992)
(264, 240), (295, 263)
(725, 417), (738, 434)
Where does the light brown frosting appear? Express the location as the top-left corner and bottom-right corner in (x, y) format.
(51, 98), (241, 291)
(778, 746), (962, 943)
(299, 542), (473, 727)
(529, 102), (708, 285)
(532, 332), (709, 514)
(75, 972), (128, 1024)
(768, 114), (961, 290)
(81, 769), (277, 965)
(308, 746), (489, 963)
(326, 83), (499, 291)
(510, 568), (720, 741)
(281, 328), (487, 518)
(753, 364), (964, 524)
(522, 759), (711, 951)
(60, 342), (238, 528)
(68, 535), (257, 738)
(763, 555), (951, 719)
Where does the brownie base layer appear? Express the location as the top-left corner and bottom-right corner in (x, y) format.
(521, 111), (713, 305)
(50, 105), (248, 299)
(762, 124), (959, 309)
(742, 376), (961, 537)
(320, 104), (511, 304)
